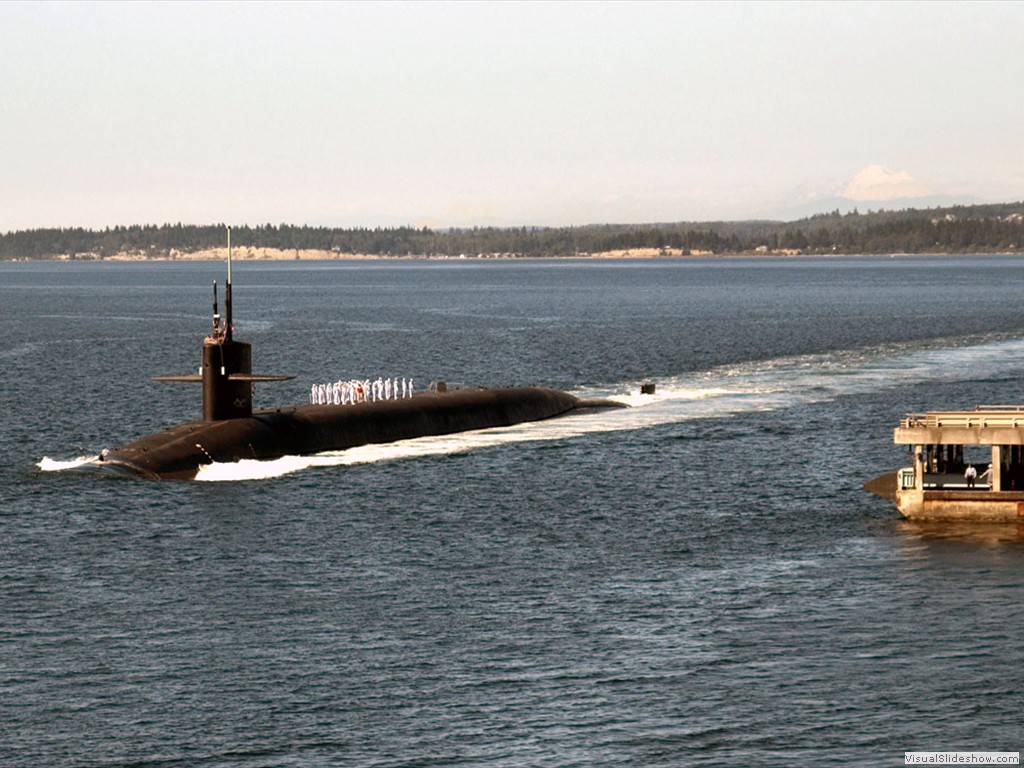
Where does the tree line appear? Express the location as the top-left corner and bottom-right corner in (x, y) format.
(2, 203), (1023, 261)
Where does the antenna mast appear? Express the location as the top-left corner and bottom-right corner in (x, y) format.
(212, 281), (220, 333)
(225, 226), (233, 341)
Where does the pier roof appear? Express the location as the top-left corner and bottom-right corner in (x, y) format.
(895, 406), (1024, 445)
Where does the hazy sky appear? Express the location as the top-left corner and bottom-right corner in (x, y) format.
(2, 0), (1022, 231)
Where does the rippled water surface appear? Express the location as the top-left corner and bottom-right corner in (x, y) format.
(4, 256), (1024, 766)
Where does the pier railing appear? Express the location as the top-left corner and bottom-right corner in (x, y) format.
(900, 406), (1024, 429)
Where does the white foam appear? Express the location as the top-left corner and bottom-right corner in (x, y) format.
(37, 455), (99, 472)
(194, 455), (316, 481)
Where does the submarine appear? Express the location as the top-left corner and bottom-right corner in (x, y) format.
(98, 240), (623, 480)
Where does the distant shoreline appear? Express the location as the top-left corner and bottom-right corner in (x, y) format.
(7, 245), (1024, 264)
(97, 246), (725, 261)
(10, 246), (912, 262)
(5, 202), (1024, 260)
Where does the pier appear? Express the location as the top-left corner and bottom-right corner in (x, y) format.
(879, 405), (1024, 520)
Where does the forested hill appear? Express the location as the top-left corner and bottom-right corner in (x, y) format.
(3, 202), (1024, 260)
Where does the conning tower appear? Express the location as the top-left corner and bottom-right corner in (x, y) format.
(201, 278), (253, 420)
(154, 229), (292, 420)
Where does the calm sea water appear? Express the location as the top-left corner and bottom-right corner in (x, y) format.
(4, 256), (1024, 767)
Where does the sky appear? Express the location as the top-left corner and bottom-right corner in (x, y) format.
(2, 0), (1023, 232)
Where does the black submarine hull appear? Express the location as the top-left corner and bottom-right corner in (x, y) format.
(100, 386), (610, 480)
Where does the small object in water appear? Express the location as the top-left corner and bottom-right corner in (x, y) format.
(640, 382), (656, 395)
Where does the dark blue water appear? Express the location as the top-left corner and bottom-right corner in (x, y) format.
(4, 257), (1024, 766)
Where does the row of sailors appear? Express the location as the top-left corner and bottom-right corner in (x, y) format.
(310, 377), (415, 406)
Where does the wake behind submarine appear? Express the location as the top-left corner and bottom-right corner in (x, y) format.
(98, 245), (624, 480)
